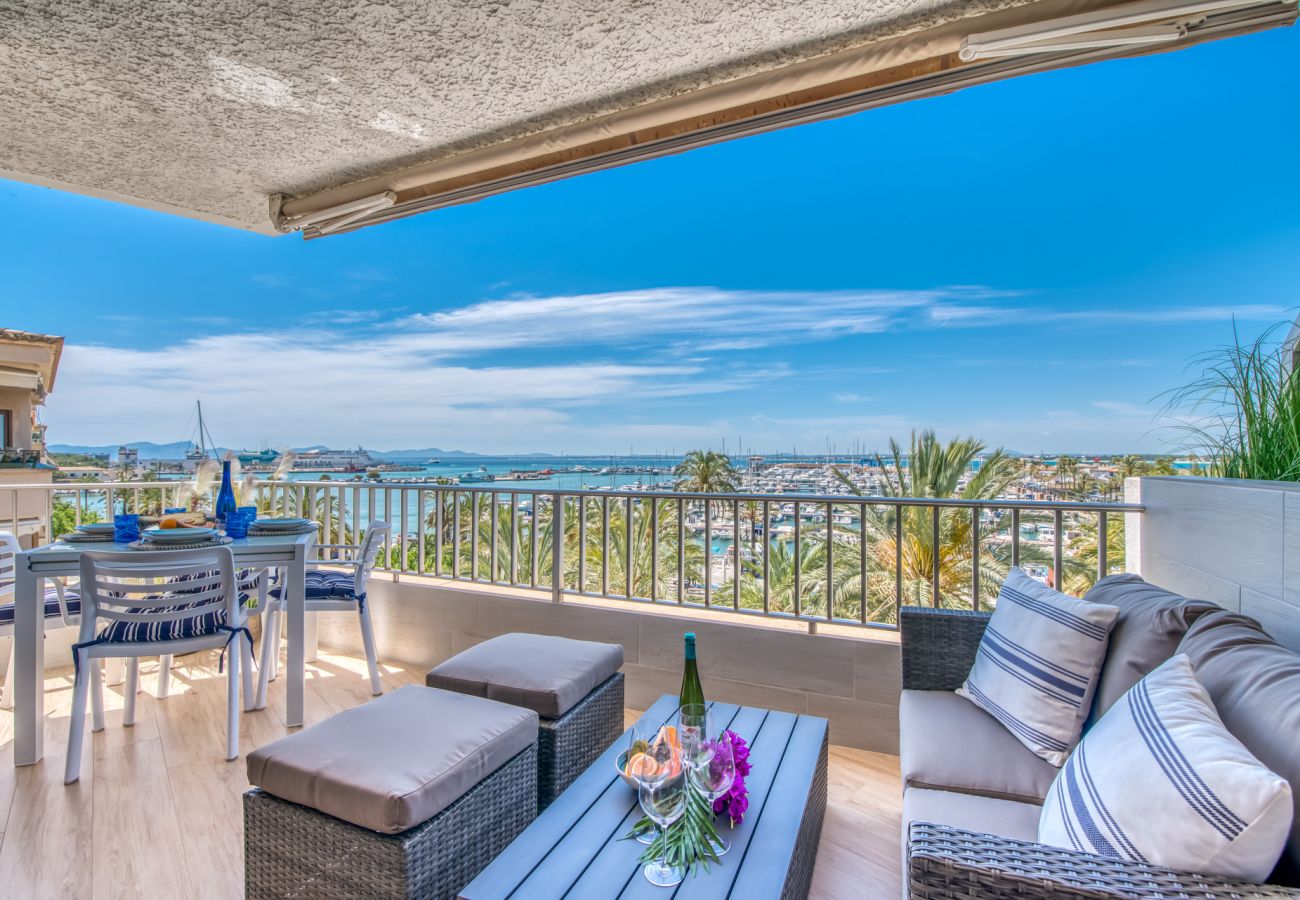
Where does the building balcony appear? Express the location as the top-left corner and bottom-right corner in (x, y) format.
(2, 476), (1298, 897)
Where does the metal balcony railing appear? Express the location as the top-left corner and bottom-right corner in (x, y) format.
(4, 479), (1143, 632)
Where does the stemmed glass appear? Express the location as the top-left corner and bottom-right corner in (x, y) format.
(626, 722), (663, 845)
(627, 724), (687, 886)
(688, 732), (736, 856)
(678, 703), (711, 764)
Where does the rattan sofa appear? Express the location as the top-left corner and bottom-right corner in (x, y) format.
(899, 574), (1300, 900)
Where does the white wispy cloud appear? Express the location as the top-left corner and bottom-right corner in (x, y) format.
(399, 286), (964, 355)
(44, 285), (1281, 452)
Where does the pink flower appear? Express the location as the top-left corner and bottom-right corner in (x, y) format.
(712, 730), (751, 826)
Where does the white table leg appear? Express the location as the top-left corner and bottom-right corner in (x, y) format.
(304, 610), (319, 664)
(285, 547), (306, 728)
(14, 559), (45, 765)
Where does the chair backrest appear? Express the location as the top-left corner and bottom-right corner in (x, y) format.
(0, 531), (18, 600)
(77, 546), (237, 645)
(355, 522), (391, 595)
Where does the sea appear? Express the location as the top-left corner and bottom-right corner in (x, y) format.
(279, 455), (682, 492)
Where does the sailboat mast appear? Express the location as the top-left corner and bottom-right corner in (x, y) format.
(196, 401), (207, 456)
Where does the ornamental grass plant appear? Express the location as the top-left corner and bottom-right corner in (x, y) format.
(1164, 322), (1300, 482)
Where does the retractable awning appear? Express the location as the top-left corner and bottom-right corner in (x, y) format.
(2, 0), (1293, 238)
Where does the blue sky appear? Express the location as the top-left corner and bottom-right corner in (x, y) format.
(4, 26), (1298, 455)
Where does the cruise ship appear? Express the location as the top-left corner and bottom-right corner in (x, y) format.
(293, 447), (378, 471)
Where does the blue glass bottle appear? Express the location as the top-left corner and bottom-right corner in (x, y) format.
(215, 460), (238, 523)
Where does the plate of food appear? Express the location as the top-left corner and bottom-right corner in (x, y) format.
(142, 526), (217, 543)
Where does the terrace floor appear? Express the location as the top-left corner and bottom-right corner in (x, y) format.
(0, 648), (902, 899)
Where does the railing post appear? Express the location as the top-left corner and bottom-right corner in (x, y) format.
(551, 492), (564, 603)
(1097, 510), (1108, 581)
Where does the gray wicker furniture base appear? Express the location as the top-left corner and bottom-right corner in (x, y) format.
(536, 671), (624, 808)
(245, 744), (538, 900)
(425, 633), (625, 809)
(460, 694), (829, 900)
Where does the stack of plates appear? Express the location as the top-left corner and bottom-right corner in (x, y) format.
(58, 523), (117, 543)
(130, 526), (230, 551)
(248, 517), (317, 535)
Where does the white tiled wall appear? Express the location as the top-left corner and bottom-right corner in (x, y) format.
(1128, 476), (1300, 651)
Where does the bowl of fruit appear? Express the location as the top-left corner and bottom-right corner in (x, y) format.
(615, 725), (682, 789)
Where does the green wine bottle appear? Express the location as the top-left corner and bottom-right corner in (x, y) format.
(679, 632), (705, 708)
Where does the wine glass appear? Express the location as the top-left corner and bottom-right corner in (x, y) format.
(678, 703), (711, 766)
(637, 755), (687, 886)
(689, 732), (737, 856)
(626, 722), (676, 845)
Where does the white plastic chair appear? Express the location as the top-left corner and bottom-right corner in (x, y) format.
(154, 567), (266, 702)
(0, 531), (80, 709)
(66, 546), (254, 783)
(256, 521), (390, 708)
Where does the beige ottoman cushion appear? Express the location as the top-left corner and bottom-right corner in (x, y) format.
(426, 633), (623, 718)
(246, 685), (537, 834)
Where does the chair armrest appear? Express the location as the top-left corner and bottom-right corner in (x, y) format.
(908, 823), (1300, 899)
(49, 577), (77, 626)
(900, 606), (990, 691)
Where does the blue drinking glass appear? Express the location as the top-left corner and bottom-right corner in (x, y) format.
(238, 505), (258, 522)
(164, 507), (187, 515)
(114, 513), (140, 543)
(225, 510), (251, 539)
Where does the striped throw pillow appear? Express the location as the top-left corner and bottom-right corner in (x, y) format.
(1039, 654), (1292, 882)
(957, 568), (1119, 766)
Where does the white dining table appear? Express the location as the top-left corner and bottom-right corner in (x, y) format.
(11, 531), (317, 766)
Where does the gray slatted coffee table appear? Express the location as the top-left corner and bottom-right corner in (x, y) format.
(460, 694), (829, 899)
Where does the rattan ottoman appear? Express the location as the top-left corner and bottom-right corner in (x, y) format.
(426, 632), (625, 809)
(244, 686), (539, 899)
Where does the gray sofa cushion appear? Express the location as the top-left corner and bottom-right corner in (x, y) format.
(426, 632), (623, 718)
(246, 685), (538, 834)
(1179, 611), (1300, 887)
(1083, 573), (1219, 727)
(901, 689), (1058, 804)
(903, 787), (1042, 843)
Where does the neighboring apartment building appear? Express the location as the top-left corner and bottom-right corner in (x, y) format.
(0, 329), (63, 545)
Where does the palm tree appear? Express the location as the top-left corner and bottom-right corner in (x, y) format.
(1061, 514), (1126, 595)
(673, 450), (739, 493)
(1150, 456), (1178, 476)
(1055, 455), (1078, 492)
(1115, 454), (1150, 479)
(574, 497), (706, 598)
(836, 430), (1047, 614)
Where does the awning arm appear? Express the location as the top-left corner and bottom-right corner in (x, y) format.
(270, 191), (396, 237)
(960, 0), (1291, 59)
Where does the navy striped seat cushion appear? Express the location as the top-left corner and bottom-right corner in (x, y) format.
(957, 568), (1119, 767)
(0, 586), (82, 624)
(1039, 654), (1293, 882)
(270, 570), (361, 603)
(92, 569), (256, 643)
(96, 597), (232, 644)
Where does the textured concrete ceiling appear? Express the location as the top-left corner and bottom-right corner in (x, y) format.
(0, 0), (1034, 234)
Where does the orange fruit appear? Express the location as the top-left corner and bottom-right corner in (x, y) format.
(160, 518), (179, 529)
(625, 752), (661, 780)
(658, 725), (681, 751)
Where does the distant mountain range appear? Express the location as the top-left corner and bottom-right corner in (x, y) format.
(47, 442), (556, 462)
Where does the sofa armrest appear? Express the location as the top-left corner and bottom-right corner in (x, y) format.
(900, 607), (990, 692)
(908, 823), (1300, 899)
